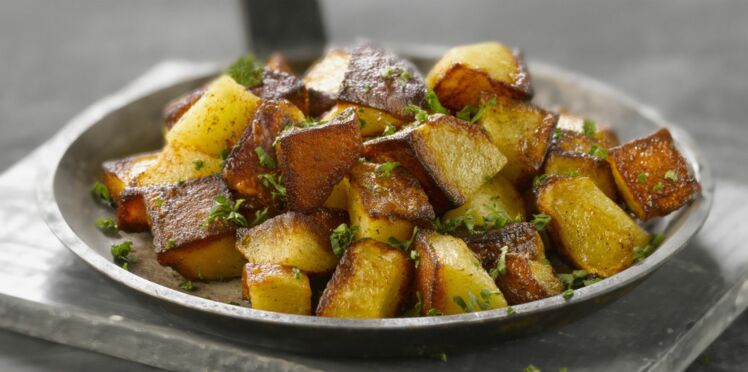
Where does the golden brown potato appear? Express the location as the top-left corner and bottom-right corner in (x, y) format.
(143, 175), (246, 280)
(322, 178), (350, 210)
(543, 150), (618, 201)
(163, 87), (206, 130)
(426, 42), (533, 111)
(476, 95), (557, 186)
(415, 229), (507, 315)
(265, 52), (293, 74)
(235, 208), (347, 275)
(116, 188), (150, 232)
(276, 108), (362, 211)
(303, 48), (351, 116)
(135, 143), (222, 187)
(242, 263), (311, 315)
(222, 99), (305, 211)
(442, 174), (525, 226)
(463, 223), (564, 304)
(607, 128), (701, 221)
(102, 152), (158, 205)
(552, 128), (618, 155)
(250, 68), (309, 115)
(316, 239), (412, 318)
(347, 162), (435, 243)
(363, 114), (506, 212)
(337, 43), (427, 121)
(321, 102), (405, 138)
(536, 176), (651, 277)
(555, 111), (620, 148)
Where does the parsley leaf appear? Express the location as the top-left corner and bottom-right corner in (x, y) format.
(297, 117), (328, 128)
(330, 223), (358, 258)
(259, 173), (286, 202)
(489, 245), (509, 279)
(193, 160), (205, 170)
(382, 122), (397, 136)
(388, 227), (418, 253)
(292, 267), (302, 280)
(637, 172), (648, 183)
(404, 291), (423, 317)
(111, 240), (136, 269)
(588, 144), (608, 159)
(203, 195), (248, 228)
(250, 207), (269, 227)
(375, 162), (400, 178)
(562, 288), (574, 300)
(226, 54), (264, 88)
(633, 233), (665, 262)
(583, 118), (597, 136)
(524, 364), (541, 372)
(531, 214), (551, 231)
(164, 239), (176, 252)
(403, 103), (429, 122)
(426, 308), (443, 316)
(254, 146), (276, 169)
(664, 169), (679, 182)
(91, 181), (113, 205)
(425, 89), (448, 114)
(179, 280), (198, 292)
(95, 217), (118, 234)
(653, 181), (664, 192)
(456, 96), (497, 123)
(533, 174), (550, 188)
(453, 289), (496, 313)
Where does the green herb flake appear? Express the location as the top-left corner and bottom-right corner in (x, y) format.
(375, 161), (400, 178)
(434, 352), (447, 362)
(524, 365), (541, 372)
(388, 227), (418, 253)
(506, 306), (516, 315)
(553, 127), (562, 141)
(203, 195), (249, 228)
(566, 169), (580, 177)
(226, 54), (264, 88)
(251, 207), (269, 227)
(426, 308), (443, 316)
(425, 89), (448, 114)
(533, 174), (550, 188)
(653, 181), (664, 192)
(219, 148), (230, 160)
(330, 223), (358, 258)
(634, 233), (665, 262)
(155, 198), (164, 208)
(382, 122), (397, 136)
(91, 181), (112, 205)
(292, 267), (302, 280)
(404, 103), (429, 122)
(489, 245), (508, 279)
(664, 170), (679, 182)
(111, 240), (136, 267)
(453, 289), (494, 313)
(404, 291), (423, 317)
(583, 118), (597, 136)
(410, 249), (420, 268)
(254, 146), (276, 169)
(588, 144), (608, 159)
(531, 214), (551, 231)
(179, 280), (198, 292)
(470, 96), (496, 123)
(562, 288), (574, 300)
(359, 118), (367, 128)
(259, 173), (286, 202)
(164, 239), (176, 252)
(95, 217), (118, 234)
(193, 160), (205, 170)
(637, 172), (648, 184)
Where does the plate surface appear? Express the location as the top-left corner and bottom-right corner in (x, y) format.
(37, 54), (713, 356)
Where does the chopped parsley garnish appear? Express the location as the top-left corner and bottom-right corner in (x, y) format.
(193, 160), (205, 170)
(435, 210), (474, 234)
(388, 227), (418, 253)
(95, 217), (118, 234)
(359, 118), (367, 128)
(219, 147), (230, 160)
(553, 127), (562, 141)
(425, 89), (448, 114)
(250, 207), (269, 227)
(404, 291), (423, 317)
(363, 83), (372, 92)
(91, 181), (113, 205)
(155, 198), (164, 208)
(297, 117), (328, 128)
(434, 352), (447, 362)
(453, 289), (496, 313)
(380, 67), (412, 84)
(524, 364), (541, 372)
(562, 288), (574, 300)
(179, 280), (198, 292)
(399, 70), (413, 84)
(582, 118), (597, 136)
(382, 122), (397, 136)
(637, 172), (648, 183)
(583, 277), (602, 286)
(254, 146), (276, 169)
(506, 306), (515, 315)
(426, 308), (443, 316)
(292, 267), (302, 280)
(533, 174), (550, 188)
(489, 245), (509, 279)
(164, 239), (176, 251)
(330, 223), (358, 258)
(653, 181), (664, 192)
(259, 173), (286, 202)
(456, 97), (497, 123)
(531, 214), (551, 231)
(375, 161), (400, 178)
(410, 248), (420, 268)
(566, 169), (580, 177)
(111, 240), (136, 269)
(633, 233), (665, 262)
(226, 54), (264, 88)
(664, 170), (679, 182)
(482, 204), (511, 231)
(588, 144), (608, 159)
(403, 103), (429, 122)
(203, 195), (248, 228)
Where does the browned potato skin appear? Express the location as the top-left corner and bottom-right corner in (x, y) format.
(117, 188), (149, 232)
(544, 150), (619, 201)
(430, 49), (532, 111)
(363, 114), (505, 213)
(163, 87), (206, 130)
(348, 162), (435, 226)
(143, 175), (246, 280)
(102, 152), (158, 232)
(276, 108), (362, 211)
(303, 48), (351, 116)
(337, 43), (426, 120)
(316, 239), (413, 318)
(265, 53), (293, 74)
(607, 128), (701, 221)
(463, 223), (563, 305)
(251, 67), (309, 115)
(555, 111), (620, 148)
(223, 99), (305, 212)
(552, 129), (618, 154)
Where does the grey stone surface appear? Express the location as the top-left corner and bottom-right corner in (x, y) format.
(1, 0), (747, 371)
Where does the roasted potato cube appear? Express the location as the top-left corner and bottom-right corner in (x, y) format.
(442, 174), (525, 226)
(426, 42), (532, 111)
(236, 208), (347, 274)
(476, 95), (557, 186)
(555, 111), (620, 148)
(608, 128), (701, 221)
(348, 162), (435, 243)
(415, 229), (507, 315)
(102, 152), (158, 204)
(143, 175), (246, 280)
(321, 102), (405, 138)
(250, 68), (309, 115)
(363, 114), (506, 212)
(552, 128), (618, 155)
(163, 87), (206, 131)
(241, 263), (311, 315)
(116, 188), (149, 232)
(222, 100), (305, 211)
(536, 176), (651, 277)
(276, 108), (362, 211)
(303, 48), (351, 116)
(323, 178), (350, 210)
(316, 239), (412, 318)
(463, 223), (564, 304)
(544, 150), (618, 201)
(337, 43), (427, 120)
(135, 144), (222, 187)
(166, 75), (262, 156)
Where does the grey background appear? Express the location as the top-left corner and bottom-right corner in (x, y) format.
(1, 0), (746, 370)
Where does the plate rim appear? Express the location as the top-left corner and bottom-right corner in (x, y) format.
(36, 57), (714, 331)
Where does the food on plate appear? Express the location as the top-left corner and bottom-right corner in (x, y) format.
(94, 42), (701, 318)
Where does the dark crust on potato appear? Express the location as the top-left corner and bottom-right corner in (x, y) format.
(463, 223), (557, 304)
(102, 151), (158, 203)
(348, 162), (435, 225)
(607, 128), (701, 220)
(117, 188), (149, 232)
(250, 68), (309, 115)
(143, 175), (234, 253)
(544, 149), (618, 201)
(265, 53), (293, 74)
(163, 87), (206, 129)
(277, 108), (362, 211)
(338, 44), (427, 120)
(413, 229), (442, 313)
(552, 129), (617, 154)
(223, 100), (303, 212)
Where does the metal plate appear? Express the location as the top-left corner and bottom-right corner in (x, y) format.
(37, 53), (713, 356)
